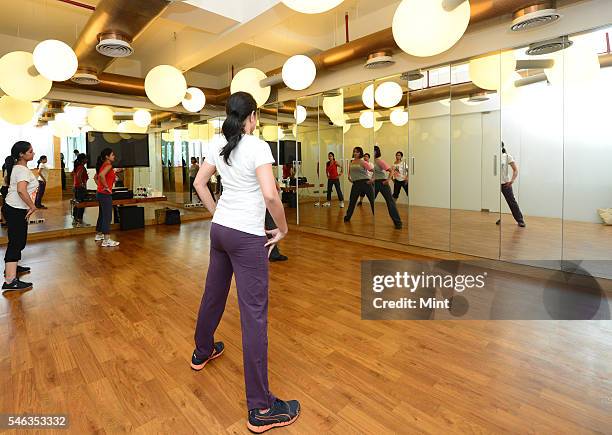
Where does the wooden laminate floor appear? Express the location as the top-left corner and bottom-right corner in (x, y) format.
(1, 221), (611, 434)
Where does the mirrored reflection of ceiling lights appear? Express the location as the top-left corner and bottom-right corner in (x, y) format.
(375, 81), (403, 108)
(359, 111), (383, 131)
(230, 68), (270, 107)
(88, 105), (116, 131)
(145, 65), (187, 108)
(390, 108), (408, 127)
(282, 55), (316, 91)
(362, 84), (375, 109)
(281, 0), (344, 14)
(392, 0), (470, 57)
(544, 40), (601, 85)
(322, 93), (344, 125)
(468, 52), (517, 91)
(294, 105), (307, 124)
(133, 109), (152, 127)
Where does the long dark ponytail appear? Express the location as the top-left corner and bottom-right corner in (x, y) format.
(37, 155), (47, 169)
(221, 91), (257, 165)
(4, 141), (32, 183)
(96, 148), (113, 173)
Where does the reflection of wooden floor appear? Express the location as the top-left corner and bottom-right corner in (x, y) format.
(0, 192), (211, 242)
(1, 222), (610, 433)
(289, 201), (612, 264)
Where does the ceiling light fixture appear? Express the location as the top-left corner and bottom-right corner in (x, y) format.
(375, 81), (403, 108)
(392, 0), (470, 57)
(390, 108), (408, 127)
(133, 109), (152, 127)
(281, 0), (344, 14)
(282, 55), (317, 90)
(33, 40), (78, 82)
(362, 84), (374, 109)
(294, 105), (307, 124)
(0, 51), (52, 101)
(230, 68), (271, 108)
(182, 87), (206, 112)
(0, 96), (35, 125)
(145, 65), (187, 108)
(88, 106), (116, 131)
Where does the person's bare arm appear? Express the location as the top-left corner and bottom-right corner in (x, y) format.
(256, 163), (288, 254)
(194, 162), (217, 214)
(17, 181), (37, 219)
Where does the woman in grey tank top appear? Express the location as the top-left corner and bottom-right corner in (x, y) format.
(373, 146), (402, 229)
(344, 147), (375, 222)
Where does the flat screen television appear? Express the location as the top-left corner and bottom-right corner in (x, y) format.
(86, 132), (150, 168)
(266, 140), (301, 165)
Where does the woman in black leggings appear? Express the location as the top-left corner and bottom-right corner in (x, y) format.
(373, 146), (402, 229)
(344, 147), (374, 222)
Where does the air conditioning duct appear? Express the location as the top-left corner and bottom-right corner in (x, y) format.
(511, 2), (561, 32)
(96, 32), (134, 58)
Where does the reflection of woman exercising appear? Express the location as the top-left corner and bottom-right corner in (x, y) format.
(357, 153), (373, 206)
(323, 152), (344, 208)
(344, 147), (374, 222)
(373, 146), (402, 229)
(392, 151), (408, 200)
(497, 143), (526, 227)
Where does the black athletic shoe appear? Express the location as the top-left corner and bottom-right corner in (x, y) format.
(518, 222), (526, 227)
(269, 254), (288, 262)
(394, 223), (403, 230)
(2, 279), (33, 293)
(247, 398), (300, 433)
(495, 219), (501, 225)
(343, 216), (350, 223)
(190, 342), (224, 370)
(17, 265), (30, 274)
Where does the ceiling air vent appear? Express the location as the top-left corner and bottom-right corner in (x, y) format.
(511, 3), (561, 32)
(400, 70), (424, 81)
(71, 69), (100, 85)
(96, 32), (134, 58)
(365, 51), (395, 69)
(526, 37), (572, 55)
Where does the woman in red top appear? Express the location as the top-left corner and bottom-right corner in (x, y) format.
(94, 148), (119, 247)
(323, 152), (344, 208)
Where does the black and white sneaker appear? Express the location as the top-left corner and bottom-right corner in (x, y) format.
(190, 342), (224, 370)
(2, 279), (33, 293)
(247, 398), (300, 433)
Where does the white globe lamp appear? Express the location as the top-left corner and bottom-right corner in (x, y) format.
(145, 65), (187, 108)
(230, 68), (271, 107)
(182, 87), (206, 112)
(281, 0), (344, 14)
(33, 40), (78, 82)
(282, 55), (316, 90)
(392, 0), (470, 57)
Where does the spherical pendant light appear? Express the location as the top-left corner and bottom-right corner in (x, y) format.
(545, 43), (601, 86)
(145, 65), (187, 108)
(359, 111), (383, 131)
(0, 96), (35, 125)
(392, 0), (470, 57)
(0, 51), (52, 101)
(362, 84), (374, 109)
(230, 68), (271, 108)
(375, 81), (403, 108)
(390, 108), (408, 127)
(182, 87), (206, 112)
(133, 109), (152, 127)
(51, 119), (78, 138)
(119, 120), (147, 134)
(33, 40), (78, 82)
(469, 51), (517, 91)
(282, 55), (316, 91)
(294, 105), (307, 124)
(281, 0), (344, 14)
(322, 94), (344, 124)
(262, 125), (279, 141)
(88, 106), (116, 131)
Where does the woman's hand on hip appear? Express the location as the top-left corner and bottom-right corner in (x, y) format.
(26, 206), (37, 220)
(264, 228), (286, 257)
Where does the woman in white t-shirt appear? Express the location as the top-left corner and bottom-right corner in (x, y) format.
(35, 155), (49, 209)
(190, 92), (300, 433)
(2, 141), (38, 292)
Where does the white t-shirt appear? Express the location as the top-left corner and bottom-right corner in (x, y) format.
(501, 153), (515, 184)
(6, 165), (38, 209)
(37, 163), (49, 182)
(206, 134), (275, 236)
